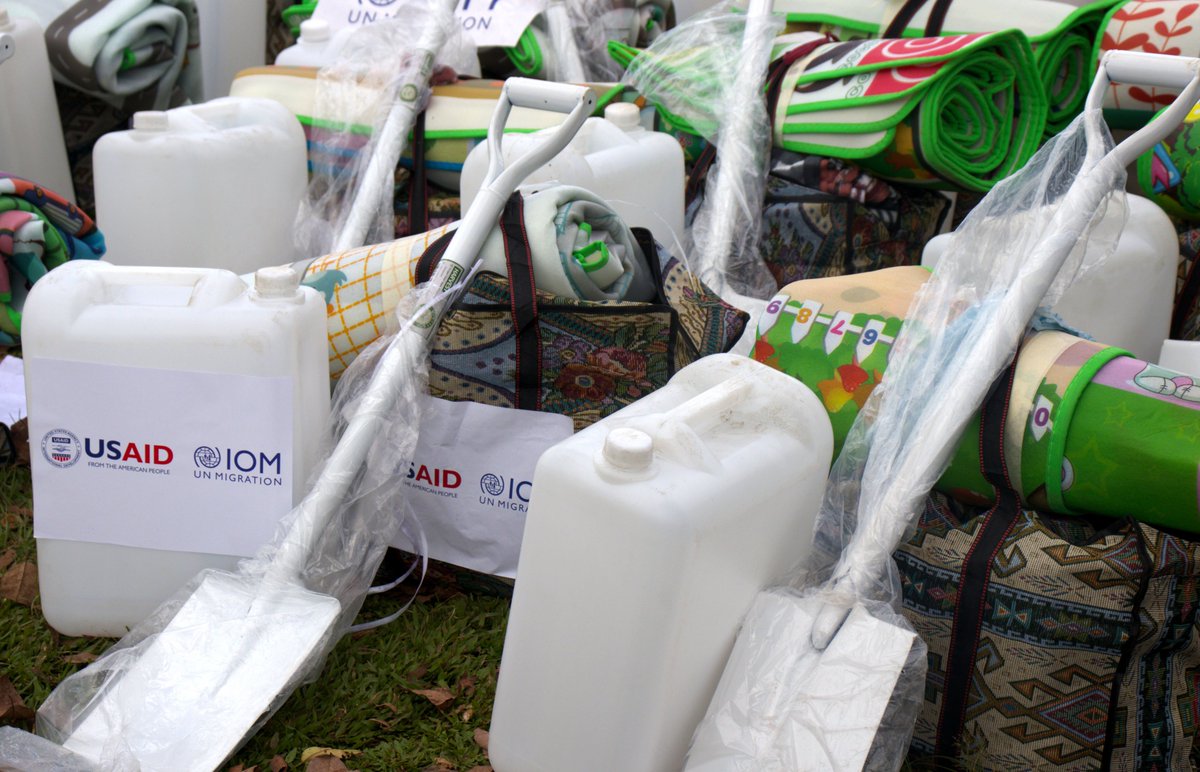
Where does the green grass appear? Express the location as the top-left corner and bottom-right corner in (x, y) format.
(0, 463), (511, 771)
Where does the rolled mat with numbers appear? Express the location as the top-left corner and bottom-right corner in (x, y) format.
(752, 266), (1200, 532)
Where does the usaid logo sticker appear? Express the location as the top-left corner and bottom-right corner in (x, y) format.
(41, 429), (81, 468)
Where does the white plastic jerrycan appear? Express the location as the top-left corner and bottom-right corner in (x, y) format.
(274, 19), (354, 68)
(93, 97), (307, 275)
(0, 9), (75, 200)
(489, 354), (834, 772)
(461, 103), (686, 251)
(922, 193), (1176, 362)
(22, 261), (330, 637)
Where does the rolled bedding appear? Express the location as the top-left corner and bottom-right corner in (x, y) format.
(761, 0), (1122, 134)
(0, 173), (104, 345)
(770, 31), (1046, 192)
(1096, 0), (1200, 127)
(294, 186), (657, 379)
(501, 0), (672, 81)
(230, 69), (623, 190)
(2, 0), (203, 110)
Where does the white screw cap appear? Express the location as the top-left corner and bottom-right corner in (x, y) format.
(602, 427), (653, 471)
(133, 111), (169, 131)
(299, 19), (330, 43)
(254, 265), (301, 298)
(604, 102), (642, 131)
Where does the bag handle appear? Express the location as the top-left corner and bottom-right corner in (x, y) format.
(881, 0), (953, 39)
(498, 192), (542, 411)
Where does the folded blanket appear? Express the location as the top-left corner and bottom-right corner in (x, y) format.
(1096, 0), (1200, 127)
(230, 68), (625, 190)
(2, 0), (204, 110)
(763, 0), (1121, 135)
(297, 186), (656, 378)
(0, 173), (105, 345)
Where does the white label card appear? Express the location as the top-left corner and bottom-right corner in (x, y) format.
(312, 0), (547, 48)
(30, 359), (295, 557)
(392, 397), (573, 578)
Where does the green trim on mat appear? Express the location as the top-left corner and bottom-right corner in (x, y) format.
(1045, 344), (1129, 514)
(504, 27), (544, 76)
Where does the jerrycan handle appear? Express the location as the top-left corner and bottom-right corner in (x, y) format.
(651, 377), (755, 473)
(97, 265), (247, 308)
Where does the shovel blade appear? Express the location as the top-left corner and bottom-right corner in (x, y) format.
(687, 590), (917, 772)
(62, 570), (341, 772)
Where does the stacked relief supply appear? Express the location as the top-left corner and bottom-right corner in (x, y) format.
(22, 262), (329, 637)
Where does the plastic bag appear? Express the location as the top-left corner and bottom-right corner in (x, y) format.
(294, 2), (475, 258)
(31, 267), (475, 769)
(686, 109), (1126, 770)
(621, 3), (786, 303)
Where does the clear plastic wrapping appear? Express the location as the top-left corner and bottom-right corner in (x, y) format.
(294, 1), (474, 257)
(687, 110), (1127, 770)
(621, 3), (785, 303)
(31, 272), (471, 770)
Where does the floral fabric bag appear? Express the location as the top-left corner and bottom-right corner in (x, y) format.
(414, 193), (749, 431)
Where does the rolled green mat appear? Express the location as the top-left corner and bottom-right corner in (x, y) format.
(1136, 102), (1200, 219)
(772, 31), (1047, 192)
(505, 26), (547, 76)
(760, 0), (1121, 135)
(754, 266), (1200, 534)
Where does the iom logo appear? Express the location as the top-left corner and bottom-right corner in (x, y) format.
(41, 429), (81, 468)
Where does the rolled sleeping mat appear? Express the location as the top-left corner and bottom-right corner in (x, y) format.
(614, 29), (1047, 192)
(759, 0), (1121, 135)
(230, 69), (624, 190)
(754, 266), (1200, 533)
(295, 185), (657, 379)
(1095, 0), (1200, 129)
(1136, 101), (1200, 219)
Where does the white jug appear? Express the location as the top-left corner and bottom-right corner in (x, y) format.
(0, 9), (75, 200)
(922, 193), (1176, 362)
(22, 261), (330, 636)
(461, 103), (686, 252)
(489, 353), (834, 772)
(93, 97), (307, 275)
(274, 19), (354, 68)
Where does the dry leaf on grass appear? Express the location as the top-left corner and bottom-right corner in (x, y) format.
(62, 652), (98, 665)
(466, 767), (494, 772)
(456, 675), (477, 696)
(0, 676), (36, 722)
(270, 756), (288, 772)
(300, 748), (361, 763)
(410, 687), (455, 710)
(473, 728), (489, 751)
(0, 561), (38, 606)
(304, 759), (349, 772)
(11, 418), (28, 465)
(421, 758), (456, 771)
(0, 548), (15, 573)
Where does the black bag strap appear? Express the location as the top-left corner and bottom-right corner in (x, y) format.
(934, 359), (1022, 757)
(498, 192), (542, 411)
(881, 0), (953, 38)
(407, 110), (430, 236)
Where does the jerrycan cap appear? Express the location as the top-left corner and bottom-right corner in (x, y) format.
(133, 111), (169, 131)
(602, 427), (653, 472)
(299, 19), (331, 43)
(254, 265), (302, 299)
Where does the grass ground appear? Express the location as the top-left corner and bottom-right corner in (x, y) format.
(0, 463), (511, 771)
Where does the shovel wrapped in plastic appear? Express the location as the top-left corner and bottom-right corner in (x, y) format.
(686, 50), (1200, 772)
